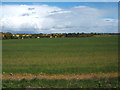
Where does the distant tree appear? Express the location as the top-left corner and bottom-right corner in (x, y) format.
(77, 33), (80, 37)
(81, 32), (84, 35)
(4, 32), (13, 39)
(90, 32), (94, 36)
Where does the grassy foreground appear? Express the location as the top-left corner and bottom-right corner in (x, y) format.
(2, 77), (119, 88)
(3, 36), (118, 75)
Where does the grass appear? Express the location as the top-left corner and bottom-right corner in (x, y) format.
(2, 77), (119, 88)
(2, 36), (118, 75)
(2, 36), (119, 88)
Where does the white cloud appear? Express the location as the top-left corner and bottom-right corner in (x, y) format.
(0, 4), (118, 33)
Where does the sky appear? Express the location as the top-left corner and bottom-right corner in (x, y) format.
(1, 0), (119, 2)
(0, 1), (118, 33)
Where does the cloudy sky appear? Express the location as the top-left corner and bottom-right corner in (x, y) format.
(0, 2), (118, 33)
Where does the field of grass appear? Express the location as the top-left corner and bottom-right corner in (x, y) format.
(3, 77), (119, 88)
(3, 36), (118, 75)
(2, 36), (119, 88)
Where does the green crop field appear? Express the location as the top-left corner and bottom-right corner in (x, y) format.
(3, 36), (118, 74)
(2, 36), (119, 88)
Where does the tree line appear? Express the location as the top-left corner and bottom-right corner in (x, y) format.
(1, 32), (120, 39)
